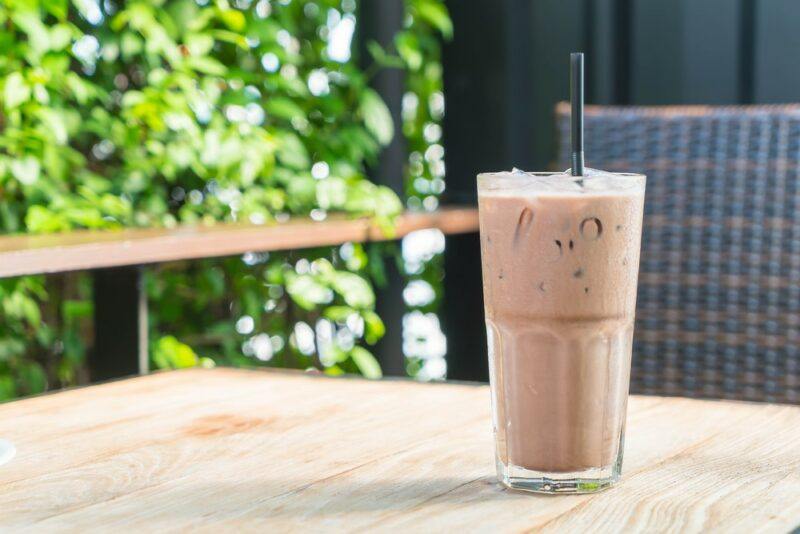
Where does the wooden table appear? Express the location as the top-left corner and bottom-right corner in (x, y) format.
(3, 369), (800, 532)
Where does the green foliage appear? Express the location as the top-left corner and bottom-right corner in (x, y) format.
(0, 0), (450, 397)
(359, 88), (393, 146)
(153, 335), (214, 369)
(399, 0), (449, 377)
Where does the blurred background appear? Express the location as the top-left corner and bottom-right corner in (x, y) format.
(0, 0), (451, 399)
(442, 0), (800, 384)
(2, 0), (799, 400)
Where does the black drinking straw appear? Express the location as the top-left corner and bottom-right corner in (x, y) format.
(570, 52), (585, 176)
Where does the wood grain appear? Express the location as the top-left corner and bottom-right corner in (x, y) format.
(0, 207), (478, 278)
(1, 368), (800, 532)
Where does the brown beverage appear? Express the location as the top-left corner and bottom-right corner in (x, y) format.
(477, 170), (645, 493)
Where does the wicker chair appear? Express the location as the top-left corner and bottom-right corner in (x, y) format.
(555, 102), (800, 404)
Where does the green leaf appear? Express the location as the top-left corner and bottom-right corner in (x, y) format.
(374, 186), (403, 218)
(312, 258), (335, 276)
(285, 273), (333, 310)
(275, 131), (310, 170)
(20, 362), (47, 393)
(21, 296), (42, 327)
(37, 108), (68, 144)
(65, 73), (98, 104)
(286, 174), (317, 210)
(120, 32), (143, 58)
(2, 291), (41, 326)
(43, 0), (68, 20)
(153, 335), (199, 369)
(64, 206), (106, 228)
(366, 41), (405, 69)
(166, 0), (200, 30)
(265, 262), (285, 285)
(186, 56), (227, 75)
(4, 72), (31, 110)
(323, 306), (355, 322)
(185, 33), (214, 56)
(12, 11), (50, 55)
(186, 8), (217, 32)
(265, 97), (305, 121)
(49, 24), (73, 50)
(11, 157), (41, 186)
(0, 376), (16, 401)
(343, 181), (376, 213)
(367, 243), (388, 287)
(324, 365), (345, 377)
(395, 32), (423, 70)
(0, 337), (27, 361)
(330, 271), (374, 309)
(209, 29), (249, 49)
(315, 176), (347, 210)
(74, 0), (105, 25)
(416, 0), (453, 39)
(351, 346), (382, 379)
(63, 299), (92, 320)
(362, 310), (385, 345)
(218, 9), (246, 31)
(359, 88), (394, 146)
(25, 205), (69, 232)
(41, 54), (70, 76)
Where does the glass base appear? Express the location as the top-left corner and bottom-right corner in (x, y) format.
(496, 455), (621, 494)
(0, 439), (15, 467)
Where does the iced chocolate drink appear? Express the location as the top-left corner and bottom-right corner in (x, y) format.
(478, 169), (645, 493)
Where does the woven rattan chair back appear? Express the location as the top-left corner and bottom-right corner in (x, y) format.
(555, 103), (800, 403)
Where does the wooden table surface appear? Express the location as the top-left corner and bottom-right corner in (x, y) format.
(3, 368), (800, 532)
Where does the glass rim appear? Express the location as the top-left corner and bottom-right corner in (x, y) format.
(477, 170), (646, 180)
(477, 170), (646, 195)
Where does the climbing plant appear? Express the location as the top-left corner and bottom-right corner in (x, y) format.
(0, 0), (450, 399)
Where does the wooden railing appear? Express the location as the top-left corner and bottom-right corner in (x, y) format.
(0, 208), (478, 278)
(0, 208), (478, 380)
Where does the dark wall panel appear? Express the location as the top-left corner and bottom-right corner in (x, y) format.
(753, 0), (800, 103)
(630, 0), (685, 103)
(631, 0), (742, 104)
(505, 0), (536, 169)
(589, 0), (628, 104)
(443, 0), (510, 203)
(530, 0), (585, 169)
(683, 0), (743, 103)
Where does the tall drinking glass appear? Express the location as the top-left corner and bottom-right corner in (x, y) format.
(477, 170), (646, 493)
